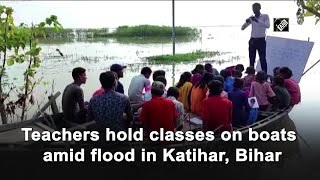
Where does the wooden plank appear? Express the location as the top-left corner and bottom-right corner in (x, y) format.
(0, 125), (45, 144)
(0, 117), (44, 133)
(35, 122), (55, 132)
(48, 95), (60, 114)
(33, 91), (61, 118)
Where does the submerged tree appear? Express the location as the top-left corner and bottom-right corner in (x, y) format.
(296, 0), (320, 24)
(0, 5), (62, 124)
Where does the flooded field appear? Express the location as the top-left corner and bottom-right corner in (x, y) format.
(4, 26), (320, 153)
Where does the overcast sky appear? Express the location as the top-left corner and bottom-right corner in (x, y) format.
(1, 1), (314, 28)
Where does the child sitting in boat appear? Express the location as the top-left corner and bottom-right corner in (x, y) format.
(228, 78), (251, 127)
(279, 67), (301, 106)
(190, 73), (214, 116)
(206, 75), (228, 99)
(249, 71), (276, 111)
(232, 70), (243, 78)
(176, 71), (193, 112)
(220, 69), (234, 92)
(140, 81), (178, 134)
(272, 76), (291, 110)
(166, 87), (184, 130)
(202, 80), (233, 132)
(144, 76), (167, 101)
(191, 64), (205, 85)
(226, 64), (245, 76)
(205, 63), (219, 75)
(243, 66), (256, 89)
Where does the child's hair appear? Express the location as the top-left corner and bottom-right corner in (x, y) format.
(273, 76), (284, 87)
(154, 76), (167, 86)
(279, 67), (293, 79)
(245, 66), (255, 75)
(220, 69), (231, 79)
(213, 75), (225, 85)
(208, 80), (223, 96)
(152, 70), (166, 81)
(167, 86), (180, 99)
(195, 73), (214, 89)
(233, 78), (244, 89)
(232, 70), (243, 78)
(191, 64), (204, 75)
(204, 63), (212, 73)
(176, 71), (192, 88)
(235, 64), (245, 72)
(255, 71), (267, 84)
(273, 67), (280, 76)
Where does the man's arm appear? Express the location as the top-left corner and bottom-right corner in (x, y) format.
(144, 79), (151, 92)
(241, 18), (251, 30)
(87, 101), (94, 121)
(124, 98), (133, 126)
(256, 15), (270, 28)
(76, 88), (86, 110)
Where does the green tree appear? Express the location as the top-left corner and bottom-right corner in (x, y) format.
(0, 5), (62, 124)
(296, 0), (320, 24)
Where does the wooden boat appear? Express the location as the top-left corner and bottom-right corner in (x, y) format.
(0, 99), (293, 151)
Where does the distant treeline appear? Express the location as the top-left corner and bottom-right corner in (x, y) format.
(41, 25), (200, 39)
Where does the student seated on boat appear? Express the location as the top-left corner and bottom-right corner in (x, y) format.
(205, 75), (228, 99)
(228, 78), (251, 127)
(249, 71), (276, 111)
(205, 63), (219, 75)
(176, 71), (193, 112)
(92, 64), (127, 97)
(152, 70), (166, 82)
(243, 66), (256, 88)
(232, 70), (243, 78)
(128, 67), (152, 110)
(88, 71), (133, 132)
(268, 67), (280, 85)
(190, 73), (214, 116)
(191, 64), (205, 85)
(140, 81), (178, 134)
(144, 76), (167, 101)
(62, 67), (87, 123)
(272, 76), (291, 110)
(220, 69), (234, 92)
(202, 80), (233, 132)
(279, 67), (301, 106)
(167, 86), (184, 130)
(226, 64), (245, 77)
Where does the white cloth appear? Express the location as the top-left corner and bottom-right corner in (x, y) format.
(167, 96), (185, 127)
(241, 14), (270, 38)
(128, 74), (150, 104)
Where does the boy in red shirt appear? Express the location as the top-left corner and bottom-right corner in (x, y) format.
(202, 80), (233, 132)
(140, 81), (178, 134)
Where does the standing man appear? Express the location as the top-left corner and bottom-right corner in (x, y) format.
(241, 2), (270, 73)
(62, 67), (87, 123)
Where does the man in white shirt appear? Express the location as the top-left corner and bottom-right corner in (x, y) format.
(128, 67), (152, 110)
(241, 3), (270, 73)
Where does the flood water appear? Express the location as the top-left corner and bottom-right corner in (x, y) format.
(1, 1), (320, 159)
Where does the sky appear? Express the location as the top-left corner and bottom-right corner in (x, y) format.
(1, 1), (316, 28)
